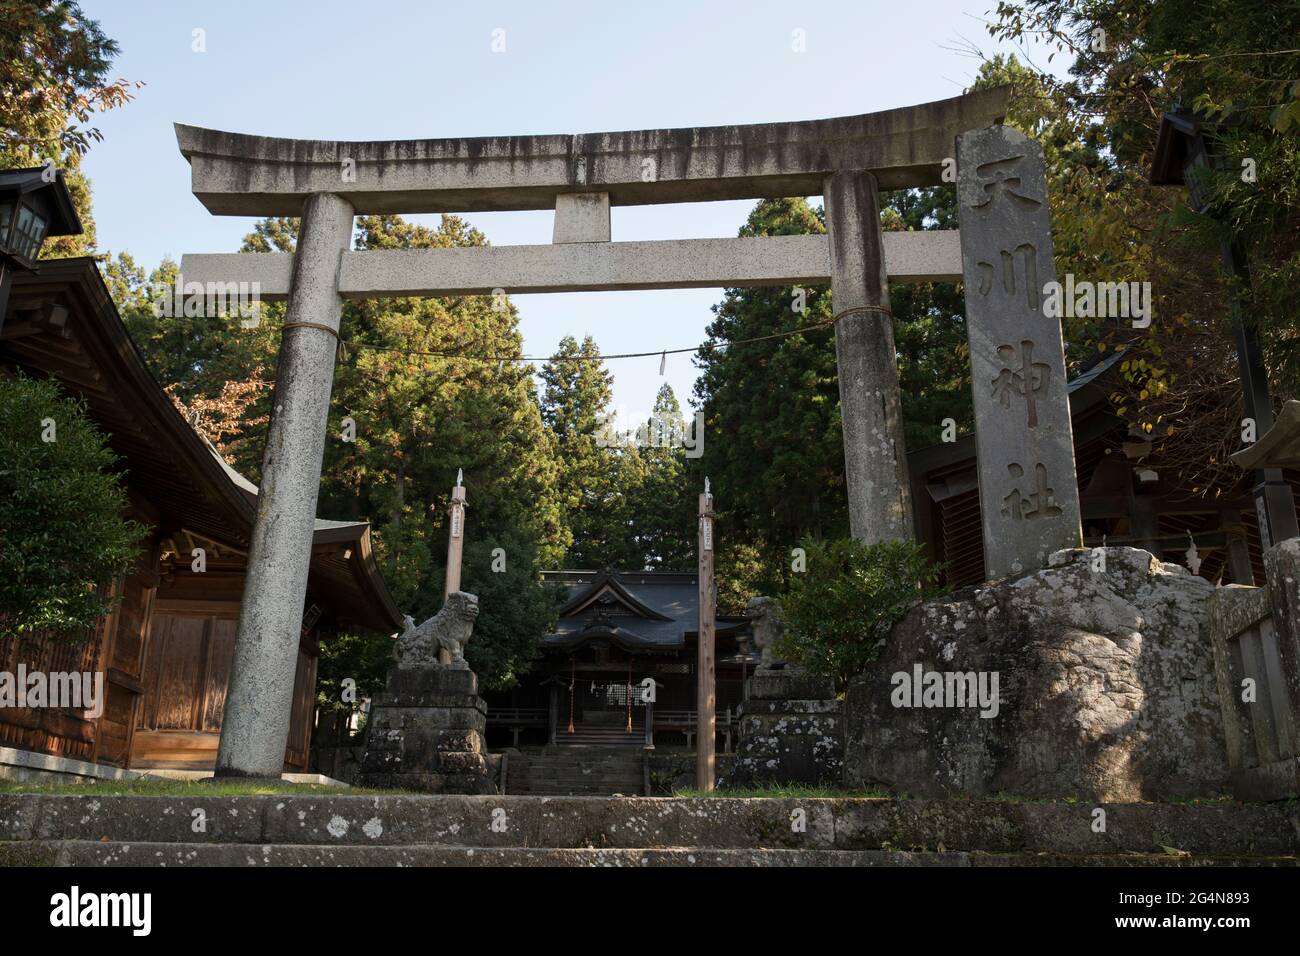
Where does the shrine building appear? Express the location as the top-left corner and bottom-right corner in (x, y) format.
(483, 569), (753, 753)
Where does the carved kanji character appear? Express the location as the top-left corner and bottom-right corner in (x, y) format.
(975, 243), (1039, 311)
(969, 155), (1043, 211)
(1000, 462), (1063, 521)
(991, 340), (1051, 427)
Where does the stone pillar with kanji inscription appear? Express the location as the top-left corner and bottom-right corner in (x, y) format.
(957, 125), (1082, 580)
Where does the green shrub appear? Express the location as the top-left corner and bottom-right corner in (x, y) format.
(775, 537), (944, 690)
(0, 373), (145, 638)
(314, 629), (396, 737)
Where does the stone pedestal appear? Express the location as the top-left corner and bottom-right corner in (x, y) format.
(846, 548), (1228, 801)
(357, 665), (495, 794)
(728, 669), (843, 788)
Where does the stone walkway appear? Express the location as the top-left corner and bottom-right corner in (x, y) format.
(2, 794), (1296, 866)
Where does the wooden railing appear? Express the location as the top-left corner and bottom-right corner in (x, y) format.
(641, 708), (737, 752)
(486, 707), (548, 726)
(485, 705), (738, 751)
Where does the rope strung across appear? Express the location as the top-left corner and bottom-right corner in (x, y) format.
(277, 304), (894, 365)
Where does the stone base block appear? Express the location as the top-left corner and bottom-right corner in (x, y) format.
(357, 665), (496, 795)
(378, 664), (482, 707)
(747, 670), (835, 701)
(727, 696), (843, 789)
(845, 547), (1228, 801)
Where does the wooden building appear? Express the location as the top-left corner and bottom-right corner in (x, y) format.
(908, 349), (1300, 589)
(483, 569), (753, 752)
(0, 257), (402, 775)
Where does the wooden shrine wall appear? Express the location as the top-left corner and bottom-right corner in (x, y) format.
(130, 600), (317, 772)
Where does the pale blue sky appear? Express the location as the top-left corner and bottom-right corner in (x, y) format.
(79, 0), (1061, 414)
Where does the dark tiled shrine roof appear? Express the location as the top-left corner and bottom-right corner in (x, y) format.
(541, 569), (747, 654)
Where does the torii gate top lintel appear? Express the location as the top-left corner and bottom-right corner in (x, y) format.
(174, 87), (1007, 217)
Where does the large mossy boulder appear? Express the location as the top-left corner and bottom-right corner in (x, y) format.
(844, 548), (1229, 801)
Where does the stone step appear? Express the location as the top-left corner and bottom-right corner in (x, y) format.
(507, 768), (644, 795)
(505, 747), (646, 795)
(8, 841), (1296, 868)
(558, 738), (642, 746)
(520, 776), (641, 782)
(517, 776), (641, 782)
(510, 776), (640, 782)
(3, 795), (1297, 859)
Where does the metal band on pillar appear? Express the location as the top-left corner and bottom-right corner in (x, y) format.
(832, 305), (893, 322)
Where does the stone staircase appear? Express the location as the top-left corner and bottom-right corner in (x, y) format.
(557, 713), (644, 748)
(504, 746), (645, 795)
(2, 794), (1298, 867)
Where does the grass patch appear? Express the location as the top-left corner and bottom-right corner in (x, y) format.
(0, 778), (392, 797)
(672, 785), (893, 799)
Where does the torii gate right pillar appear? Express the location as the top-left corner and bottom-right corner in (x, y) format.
(825, 169), (914, 543)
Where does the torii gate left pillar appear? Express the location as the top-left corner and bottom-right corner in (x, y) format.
(214, 192), (353, 779)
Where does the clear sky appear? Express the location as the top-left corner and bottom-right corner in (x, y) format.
(78, 0), (1060, 416)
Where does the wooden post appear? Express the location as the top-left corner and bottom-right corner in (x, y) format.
(696, 480), (717, 790)
(444, 470), (467, 598)
(440, 469), (467, 665)
(1220, 507), (1255, 585)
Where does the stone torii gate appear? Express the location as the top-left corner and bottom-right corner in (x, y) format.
(175, 87), (1082, 779)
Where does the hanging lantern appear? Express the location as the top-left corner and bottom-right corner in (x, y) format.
(0, 166), (81, 334)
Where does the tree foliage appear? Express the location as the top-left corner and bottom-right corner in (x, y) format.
(692, 188), (974, 608)
(539, 334), (645, 569)
(775, 537), (944, 692)
(693, 198), (845, 588)
(989, 1), (1300, 490)
(1, 1), (140, 257)
(116, 213), (566, 690)
(0, 374), (145, 638)
(456, 533), (565, 689)
(624, 384), (697, 569)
